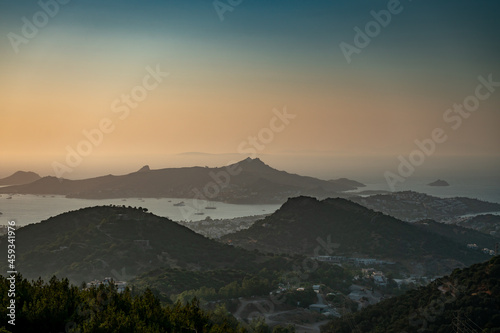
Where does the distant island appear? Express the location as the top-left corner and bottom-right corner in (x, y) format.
(428, 179), (450, 186)
(0, 158), (365, 204)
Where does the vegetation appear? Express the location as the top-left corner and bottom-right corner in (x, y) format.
(282, 288), (317, 308)
(223, 196), (491, 275)
(172, 275), (270, 305)
(456, 214), (500, 238)
(0, 206), (278, 284)
(321, 256), (500, 332)
(413, 219), (499, 248)
(131, 259), (353, 303)
(0, 274), (297, 333)
(0, 205), (355, 303)
(0, 274), (244, 332)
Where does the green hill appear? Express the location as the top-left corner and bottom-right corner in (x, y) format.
(413, 219), (499, 249)
(0, 205), (354, 303)
(222, 197), (492, 275)
(131, 258), (353, 304)
(0, 206), (270, 284)
(321, 256), (500, 332)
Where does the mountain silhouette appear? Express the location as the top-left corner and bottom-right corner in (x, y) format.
(0, 171), (41, 186)
(222, 196), (493, 275)
(0, 158), (363, 203)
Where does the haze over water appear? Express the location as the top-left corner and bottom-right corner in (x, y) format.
(1, 1), (499, 182)
(0, 194), (280, 227)
(1, 2), (499, 331)
(0, 1), (499, 229)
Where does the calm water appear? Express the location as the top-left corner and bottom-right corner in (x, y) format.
(348, 178), (500, 204)
(0, 195), (280, 227)
(1, 177), (498, 227)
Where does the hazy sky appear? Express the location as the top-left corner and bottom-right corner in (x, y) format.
(1, 0), (499, 180)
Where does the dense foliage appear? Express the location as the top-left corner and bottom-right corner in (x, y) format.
(0, 206), (286, 284)
(321, 256), (500, 332)
(0, 204), (355, 316)
(132, 260), (353, 304)
(413, 219), (498, 249)
(0, 275), (296, 333)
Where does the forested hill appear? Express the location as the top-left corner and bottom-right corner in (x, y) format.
(0, 205), (266, 284)
(321, 256), (500, 332)
(222, 196), (492, 275)
(0, 275), (249, 333)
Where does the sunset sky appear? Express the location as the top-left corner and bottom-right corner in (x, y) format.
(1, 0), (499, 180)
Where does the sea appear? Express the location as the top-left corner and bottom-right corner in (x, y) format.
(1, 177), (499, 227)
(0, 195), (280, 227)
(348, 179), (500, 203)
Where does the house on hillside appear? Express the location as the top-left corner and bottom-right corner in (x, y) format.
(309, 304), (329, 313)
(86, 278), (127, 293)
(372, 272), (387, 286)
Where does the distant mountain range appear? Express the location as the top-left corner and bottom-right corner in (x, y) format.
(0, 171), (41, 185)
(322, 255), (500, 332)
(222, 196), (494, 275)
(0, 158), (363, 204)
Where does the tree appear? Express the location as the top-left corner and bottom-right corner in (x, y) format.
(249, 317), (270, 333)
(272, 324), (295, 332)
(0, 275), (247, 333)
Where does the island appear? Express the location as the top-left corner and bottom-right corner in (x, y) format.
(428, 179), (450, 186)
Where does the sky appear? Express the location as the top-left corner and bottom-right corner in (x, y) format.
(1, 0), (499, 181)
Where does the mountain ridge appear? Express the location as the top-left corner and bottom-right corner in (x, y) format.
(0, 171), (41, 186)
(0, 158), (364, 204)
(0, 205), (269, 284)
(221, 196), (494, 275)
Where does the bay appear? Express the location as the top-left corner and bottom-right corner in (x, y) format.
(0, 194), (280, 227)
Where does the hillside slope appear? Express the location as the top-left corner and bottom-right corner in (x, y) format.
(0, 206), (270, 284)
(455, 214), (500, 237)
(322, 256), (500, 332)
(222, 197), (493, 275)
(0, 171), (41, 186)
